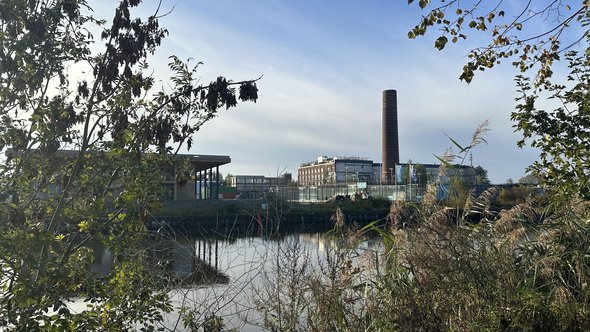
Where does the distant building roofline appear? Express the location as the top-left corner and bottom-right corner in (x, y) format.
(300, 156), (373, 167)
(5, 148), (230, 172)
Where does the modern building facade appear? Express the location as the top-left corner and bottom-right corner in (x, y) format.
(163, 153), (231, 201)
(298, 156), (381, 187)
(227, 173), (292, 198)
(393, 163), (477, 186)
(5, 149), (231, 202)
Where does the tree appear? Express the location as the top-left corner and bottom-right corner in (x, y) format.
(400, 5), (590, 329)
(407, 1), (588, 85)
(497, 185), (533, 207)
(408, 1), (590, 200)
(0, 0), (258, 330)
(474, 165), (491, 185)
(519, 172), (540, 185)
(513, 51), (590, 199)
(399, 159), (424, 184)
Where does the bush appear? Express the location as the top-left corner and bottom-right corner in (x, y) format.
(497, 185), (534, 207)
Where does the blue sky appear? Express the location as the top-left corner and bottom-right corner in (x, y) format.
(97, 0), (546, 183)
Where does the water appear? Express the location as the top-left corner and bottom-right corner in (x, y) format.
(83, 227), (374, 331)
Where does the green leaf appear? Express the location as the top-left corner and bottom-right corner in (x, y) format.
(445, 134), (467, 153)
(418, 0), (430, 9)
(434, 36), (448, 50)
(78, 220), (90, 232)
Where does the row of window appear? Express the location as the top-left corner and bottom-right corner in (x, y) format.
(299, 167), (334, 176)
(231, 177), (286, 185)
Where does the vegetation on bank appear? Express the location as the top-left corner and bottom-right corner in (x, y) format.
(250, 188), (590, 331)
(153, 183), (540, 221)
(153, 196), (392, 220)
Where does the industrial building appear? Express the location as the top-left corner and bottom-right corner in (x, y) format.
(204, 88), (477, 202)
(298, 156), (381, 186)
(296, 89), (400, 188)
(292, 88), (479, 201)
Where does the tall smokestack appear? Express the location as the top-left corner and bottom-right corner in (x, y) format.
(382, 89), (399, 184)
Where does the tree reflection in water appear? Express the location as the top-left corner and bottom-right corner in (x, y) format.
(89, 234), (232, 287)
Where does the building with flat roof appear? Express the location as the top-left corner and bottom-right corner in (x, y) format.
(227, 173), (292, 198)
(164, 153), (231, 201)
(5, 149), (231, 201)
(298, 156), (381, 187)
(393, 162), (477, 186)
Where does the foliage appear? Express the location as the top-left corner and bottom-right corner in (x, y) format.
(253, 237), (311, 331)
(414, 163), (428, 184)
(377, 128), (590, 330)
(375, 188), (590, 330)
(407, 0), (588, 85)
(254, 184), (590, 331)
(519, 172), (540, 185)
(445, 177), (469, 207)
(513, 50), (590, 200)
(497, 185), (534, 207)
(0, 0), (258, 330)
(253, 207), (382, 331)
(376, 2), (590, 330)
(474, 165), (491, 184)
(432, 121), (488, 211)
(408, 1), (590, 202)
(398, 162), (428, 185)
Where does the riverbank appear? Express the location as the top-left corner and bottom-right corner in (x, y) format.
(149, 197), (391, 234)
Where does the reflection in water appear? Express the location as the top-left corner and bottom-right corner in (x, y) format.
(90, 237), (231, 286)
(87, 225), (381, 331)
(187, 239), (229, 285)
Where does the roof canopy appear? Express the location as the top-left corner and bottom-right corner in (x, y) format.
(175, 153), (231, 172)
(5, 149), (231, 173)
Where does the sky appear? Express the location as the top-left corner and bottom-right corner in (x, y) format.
(94, 0), (549, 183)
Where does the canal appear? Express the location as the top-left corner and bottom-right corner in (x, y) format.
(82, 220), (384, 331)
